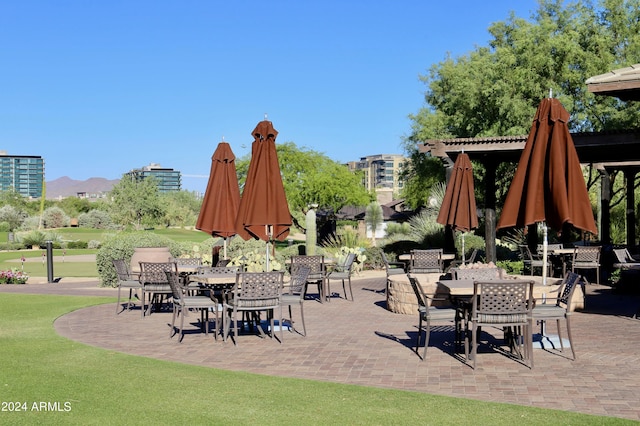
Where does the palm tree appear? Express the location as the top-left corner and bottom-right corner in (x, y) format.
(364, 202), (383, 246)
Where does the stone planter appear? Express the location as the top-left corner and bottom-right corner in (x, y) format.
(130, 247), (171, 273)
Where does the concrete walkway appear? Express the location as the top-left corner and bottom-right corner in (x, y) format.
(2, 271), (640, 421)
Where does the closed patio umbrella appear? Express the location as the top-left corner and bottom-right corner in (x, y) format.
(497, 98), (597, 237)
(196, 141), (241, 259)
(436, 152), (478, 262)
(497, 97), (597, 347)
(235, 120), (291, 269)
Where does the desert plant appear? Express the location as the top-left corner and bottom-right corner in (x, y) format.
(78, 209), (114, 229)
(0, 205), (27, 231)
(96, 231), (182, 287)
(364, 202), (383, 246)
(322, 225), (369, 251)
(305, 207), (317, 255)
(42, 206), (70, 228)
(226, 237), (285, 272)
(385, 221), (410, 237)
(17, 230), (46, 248)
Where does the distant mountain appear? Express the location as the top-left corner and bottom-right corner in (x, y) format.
(46, 176), (119, 199)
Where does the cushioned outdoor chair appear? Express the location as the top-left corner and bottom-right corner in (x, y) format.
(408, 275), (457, 361)
(165, 270), (219, 342)
(113, 259), (143, 314)
(281, 266), (311, 336)
(468, 279), (535, 369)
(326, 253), (357, 301)
(223, 271), (284, 345)
(139, 261), (178, 318)
(532, 271), (582, 360)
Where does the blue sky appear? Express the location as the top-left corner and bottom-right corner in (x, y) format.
(1, 1), (539, 194)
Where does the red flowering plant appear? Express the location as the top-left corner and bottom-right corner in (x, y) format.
(0, 268), (29, 284)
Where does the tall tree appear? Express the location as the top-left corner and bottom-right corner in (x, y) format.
(364, 202), (383, 246)
(108, 175), (164, 230)
(236, 142), (373, 215)
(402, 0), (640, 208)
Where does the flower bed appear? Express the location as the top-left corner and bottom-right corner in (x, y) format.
(0, 269), (29, 284)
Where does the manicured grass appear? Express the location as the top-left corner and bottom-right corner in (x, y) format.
(0, 294), (632, 425)
(0, 250), (98, 278)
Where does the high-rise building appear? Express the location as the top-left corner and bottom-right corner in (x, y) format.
(125, 163), (181, 192)
(346, 154), (407, 204)
(0, 151), (45, 199)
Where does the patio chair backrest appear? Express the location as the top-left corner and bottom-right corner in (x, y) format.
(453, 267), (502, 281)
(473, 280), (534, 323)
(113, 259), (134, 281)
(165, 271), (184, 302)
(335, 253), (356, 272)
(196, 266), (239, 275)
(169, 257), (202, 266)
(291, 255), (325, 279)
(613, 248), (637, 264)
(557, 271), (581, 308)
(410, 249), (443, 273)
(519, 245), (538, 261)
(286, 266), (311, 296)
(231, 271), (284, 309)
(139, 261), (177, 284)
(408, 275), (428, 310)
(572, 246), (601, 264)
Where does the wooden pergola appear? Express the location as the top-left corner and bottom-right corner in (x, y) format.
(419, 64), (640, 262)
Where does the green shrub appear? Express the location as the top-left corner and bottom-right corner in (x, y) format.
(42, 206), (70, 228)
(363, 246), (383, 269)
(78, 209), (114, 229)
(67, 241), (88, 249)
(225, 237), (286, 272)
(18, 230), (46, 248)
(96, 232), (182, 287)
(497, 260), (523, 275)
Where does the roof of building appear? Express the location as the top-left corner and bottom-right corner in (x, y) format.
(586, 64), (640, 101)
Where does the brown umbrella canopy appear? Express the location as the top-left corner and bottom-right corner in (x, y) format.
(235, 120), (291, 241)
(437, 152), (478, 232)
(196, 142), (241, 238)
(497, 98), (597, 235)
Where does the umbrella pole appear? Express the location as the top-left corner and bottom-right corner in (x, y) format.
(461, 232), (466, 264)
(265, 225), (273, 271)
(223, 238), (227, 260)
(542, 224), (548, 287)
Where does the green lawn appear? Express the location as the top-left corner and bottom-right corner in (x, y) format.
(0, 227), (213, 278)
(0, 249), (98, 278)
(0, 294), (632, 425)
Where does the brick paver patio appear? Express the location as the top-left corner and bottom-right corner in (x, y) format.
(3, 271), (640, 421)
